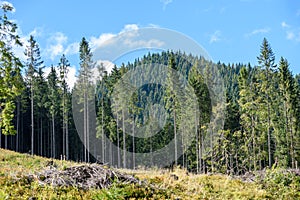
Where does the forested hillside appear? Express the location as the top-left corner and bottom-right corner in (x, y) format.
(1, 2), (300, 175)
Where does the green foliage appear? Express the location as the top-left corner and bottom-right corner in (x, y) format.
(259, 169), (300, 199)
(0, 2), (23, 135)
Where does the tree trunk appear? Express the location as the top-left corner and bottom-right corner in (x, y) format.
(31, 87), (34, 155)
(63, 102), (66, 157)
(16, 99), (20, 152)
(52, 113), (55, 158)
(102, 98), (105, 164)
(132, 117), (135, 169)
(122, 109), (126, 168)
(117, 111), (120, 168)
(40, 117), (43, 156)
(66, 116), (69, 160)
(87, 92), (90, 163)
(174, 109), (177, 165)
(83, 89), (87, 162)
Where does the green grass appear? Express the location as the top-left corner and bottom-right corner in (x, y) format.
(0, 149), (299, 199)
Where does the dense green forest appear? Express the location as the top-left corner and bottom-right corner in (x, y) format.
(1, 3), (300, 174)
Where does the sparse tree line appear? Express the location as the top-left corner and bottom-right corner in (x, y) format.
(1, 3), (300, 174)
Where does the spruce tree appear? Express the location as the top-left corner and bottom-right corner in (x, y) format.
(76, 37), (94, 162)
(257, 38), (277, 168)
(47, 66), (60, 158)
(58, 54), (70, 159)
(0, 2), (23, 138)
(24, 35), (43, 155)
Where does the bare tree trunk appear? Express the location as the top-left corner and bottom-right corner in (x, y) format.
(52, 113), (55, 158)
(83, 90), (87, 162)
(289, 114), (295, 168)
(66, 117), (69, 160)
(63, 101), (66, 157)
(132, 117), (135, 169)
(16, 99), (20, 152)
(267, 105), (272, 168)
(40, 118), (43, 156)
(122, 109), (126, 168)
(4, 135), (7, 149)
(196, 125), (199, 173)
(117, 111), (120, 168)
(87, 93), (90, 163)
(102, 98), (105, 164)
(31, 87), (34, 155)
(174, 109), (177, 166)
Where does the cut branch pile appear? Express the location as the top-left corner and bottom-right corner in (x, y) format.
(36, 164), (140, 190)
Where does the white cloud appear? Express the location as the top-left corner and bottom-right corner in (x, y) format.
(45, 32), (68, 60)
(245, 27), (270, 38)
(297, 9), (300, 16)
(89, 60), (115, 84)
(29, 27), (43, 38)
(148, 23), (160, 28)
(280, 22), (300, 43)
(286, 30), (300, 42)
(64, 42), (79, 55)
(160, 0), (173, 10)
(121, 24), (139, 32)
(44, 65), (77, 89)
(90, 33), (115, 50)
(209, 30), (221, 43)
(89, 24), (141, 51)
(67, 66), (77, 89)
(97, 60), (114, 74)
(286, 31), (295, 40)
(89, 24), (164, 51)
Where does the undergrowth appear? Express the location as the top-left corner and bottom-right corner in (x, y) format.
(0, 149), (299, 199)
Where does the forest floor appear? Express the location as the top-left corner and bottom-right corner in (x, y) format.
(0, 149), (299, 199)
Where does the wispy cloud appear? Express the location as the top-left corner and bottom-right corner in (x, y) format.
(286, 30), (300, 42)
(45, 32), (68, 60)
(64, 42), (79, 55)
(90, 33), (115, 50)
(44, 32), (82, 60)
(280, 21), (300, 43)
(160, 0), (173, 10)
(90, 23), (164, 51)
(281, 21), (290, 28)
(245, 27), (270, 38)
(209, 31), (222, 43)
(297, 9), (300, 16)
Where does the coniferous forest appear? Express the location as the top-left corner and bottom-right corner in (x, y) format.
(1, 3), (300, 175)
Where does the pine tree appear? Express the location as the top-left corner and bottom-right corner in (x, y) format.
(164, 53), (179, 165)
(58, 54), (70, 159)
(47, 66), (60, 158)
(35, 67), (47, 156)
(257, 38), (277, 168)
(24, 35), (43, 155)
(238, 65), (261, 170)
(76, 37), (94, 162)
(278, 57), (298, 167)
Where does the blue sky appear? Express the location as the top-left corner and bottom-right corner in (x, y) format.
(6, 0), (300, 81)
